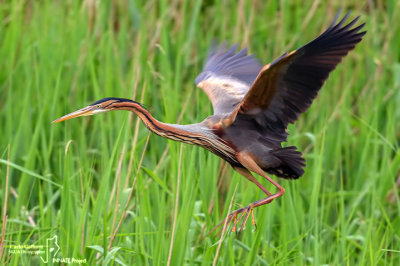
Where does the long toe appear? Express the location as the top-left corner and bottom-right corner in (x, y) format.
(209, 205), (259, 236)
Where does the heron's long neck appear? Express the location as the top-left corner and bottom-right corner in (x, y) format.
(114, 100), (237, 162)
(115, 101), (206, 143)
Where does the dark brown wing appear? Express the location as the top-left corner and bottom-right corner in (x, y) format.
(195, 43), (263, 115)
(222, 12), (366, 132)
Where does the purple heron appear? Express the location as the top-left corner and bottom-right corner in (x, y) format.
(53, 12), (365, 233)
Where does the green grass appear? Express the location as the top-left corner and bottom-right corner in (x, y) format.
(1, 0), (400, 265)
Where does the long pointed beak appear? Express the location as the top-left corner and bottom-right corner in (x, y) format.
(52, 106), (96, 123)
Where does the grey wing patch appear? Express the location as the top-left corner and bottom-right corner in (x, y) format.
(196, 42), (263, 114)
(197, 76), (249, 114)
(195, 42), (263, 86)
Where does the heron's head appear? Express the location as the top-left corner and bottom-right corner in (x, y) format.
(52, 97), (137, 123)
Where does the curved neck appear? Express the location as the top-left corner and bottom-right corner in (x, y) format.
(112, 101), (203, 142)
(112, 100), (237, 162)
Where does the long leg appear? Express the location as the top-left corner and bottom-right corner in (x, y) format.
(237, 152), (285, 203)
(211, 152), (285, 234)
(234, 167), (273, 197)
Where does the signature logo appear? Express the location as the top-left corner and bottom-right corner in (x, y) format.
(7, 235), (86, 264)
(40, 235), (60, 263)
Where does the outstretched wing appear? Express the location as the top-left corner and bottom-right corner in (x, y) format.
(222, 12), (366, 132)
(195, 43), (263, 115)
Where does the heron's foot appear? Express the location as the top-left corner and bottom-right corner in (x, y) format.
(209, 204), (257, 236)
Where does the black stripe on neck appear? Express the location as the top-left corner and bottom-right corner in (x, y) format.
(90, 97), (137, 106)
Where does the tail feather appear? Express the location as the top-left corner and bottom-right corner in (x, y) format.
(266, 146), (305, 179)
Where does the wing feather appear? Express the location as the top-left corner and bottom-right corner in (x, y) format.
(223, 12), (366, 132)
(195, 43), (263, 114)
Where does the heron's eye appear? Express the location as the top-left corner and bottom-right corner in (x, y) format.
(96, 104), (102, 108)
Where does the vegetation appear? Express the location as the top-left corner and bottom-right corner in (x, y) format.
(0, 0), (399, 265)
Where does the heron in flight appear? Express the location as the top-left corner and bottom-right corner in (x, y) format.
(53, 12), (365, 233)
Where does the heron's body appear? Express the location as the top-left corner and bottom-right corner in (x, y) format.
(53, 12), (365, 232)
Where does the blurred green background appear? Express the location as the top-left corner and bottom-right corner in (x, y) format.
(0, 0), (399, 265)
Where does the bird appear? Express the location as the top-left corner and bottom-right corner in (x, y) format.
(53, 12), (366, 233)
